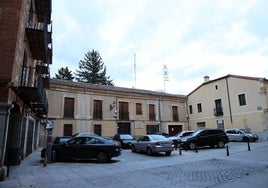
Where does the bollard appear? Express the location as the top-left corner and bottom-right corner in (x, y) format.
(247, 141), (251, 151)
(179, 147), (182, 155)
(226, 144), (229, 156)
(195, 146), (198, 153)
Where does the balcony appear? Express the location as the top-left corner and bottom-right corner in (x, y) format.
(18, 75), (48, 116)
(36, 65), (50, 89)
(214, 107), (223, 116)
(25, 22), (52, 63)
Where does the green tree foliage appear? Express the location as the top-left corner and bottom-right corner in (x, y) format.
(55, 66), (74, 80)
(75, 50), (114, 85)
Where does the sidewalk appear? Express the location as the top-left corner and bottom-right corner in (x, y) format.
(0, 141), (268, 188)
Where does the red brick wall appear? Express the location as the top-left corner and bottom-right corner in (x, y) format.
(0, 0), (23, 102)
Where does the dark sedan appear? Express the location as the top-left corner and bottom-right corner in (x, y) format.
(52, 136), (121, 163)
(41, 136), (72, 159)
(113, 134), (136, 149)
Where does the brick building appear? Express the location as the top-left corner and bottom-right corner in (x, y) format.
(0, 0), (52, 180)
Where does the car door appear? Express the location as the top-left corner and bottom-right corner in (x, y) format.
(136, 136), (148, 152)
(226, 130), (235, 141)
(62, 137), (84, 159)
(197, 130), (210, 147)
(232, 130), (243, 141)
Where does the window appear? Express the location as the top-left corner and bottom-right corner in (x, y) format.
(238, 94), (246, 106)
(93, 100), (102, 119)
(215, 85), (218, 90)
(146, 125), (159, 134)
(197, 122), (206, 129)
(63, 124), (73, 136)
(94, 124), (101, 136)
(64, 98), (74, 118)
(197, 103), (202, 113)
(149, 104), (156, 120)
(172, 106), (179, 121)
(119, 102), (129, 120)
(214, 99), (223, 116)
(136, 103), (142, 115)
(189, 105), (193, 114)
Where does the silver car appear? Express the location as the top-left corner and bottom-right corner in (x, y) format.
(225, 129), (258, 142)
(131, 135), (174, 156)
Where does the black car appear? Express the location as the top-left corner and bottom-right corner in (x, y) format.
(51, 135), (121, 163)
(113, 134), (136, 149)
(41, 136), (72, 159)
(179, 129), (229, 150)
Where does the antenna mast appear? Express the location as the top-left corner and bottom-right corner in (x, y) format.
(134, 53), (136, 89)
(163, 64), (169, 92)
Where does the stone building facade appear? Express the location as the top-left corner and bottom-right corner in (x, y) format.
(47, 79), (188, 139)
(188, 75), (268, 140)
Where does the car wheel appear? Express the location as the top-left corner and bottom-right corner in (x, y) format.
(131, 145), (136, 153)
(147, 147), (153, 156)
(217, 140), (225, 148)
(96, 152), (109, 163)
(166, 151), (171, 156)
(188, 142), (196, 150)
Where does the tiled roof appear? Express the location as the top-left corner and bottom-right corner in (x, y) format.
(50, 78), (187, 98)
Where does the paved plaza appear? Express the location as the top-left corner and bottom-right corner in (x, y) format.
(1, 141), (268, 188)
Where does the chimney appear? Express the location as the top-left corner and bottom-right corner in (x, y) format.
(204, 75), (210, 82)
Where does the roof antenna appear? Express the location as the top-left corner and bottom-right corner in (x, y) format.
(133, 53), (136, 89)
(163, 64), (169, 92)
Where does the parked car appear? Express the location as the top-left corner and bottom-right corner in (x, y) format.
(73, 132), (100, 137)
(51, 135), (121, 163)
(179, 129), (229, 150)
(168, 130), (194, 149)
(113, 134), (136, 149)
(131, 135), (174, 156)
(41, 136), (72, 159)
(225, 128), (258, 142)
(155, 132), (169, 137)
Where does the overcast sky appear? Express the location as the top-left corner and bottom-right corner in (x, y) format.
(51, 0), (268, 95)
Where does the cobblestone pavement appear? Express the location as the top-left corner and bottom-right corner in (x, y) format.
(1, 141), (268, 188)
(43, 158), (266, 188)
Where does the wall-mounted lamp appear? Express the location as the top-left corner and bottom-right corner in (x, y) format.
(110, 101), (116, 110)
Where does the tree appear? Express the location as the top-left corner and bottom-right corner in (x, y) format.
(75, 50), (114, 85)
(55, 66), (74, 80)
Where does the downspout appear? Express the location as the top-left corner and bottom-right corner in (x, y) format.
(225, 77), (233, 124)
(158, 96), (162, 131)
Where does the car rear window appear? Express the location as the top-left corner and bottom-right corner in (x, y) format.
(120, 134), (134, 139)
(150, 135), (168, 141)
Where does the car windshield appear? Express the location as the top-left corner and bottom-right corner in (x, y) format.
(58, 138), (71, 143)
(191, 129), (203, 137)
(120, 134), (134, 140)
(150, 135), (168, 141)
(175, 131), (193, 137)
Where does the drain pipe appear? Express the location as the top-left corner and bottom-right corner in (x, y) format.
(225, 77), (233, 124)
